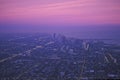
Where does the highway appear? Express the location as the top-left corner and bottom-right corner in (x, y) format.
(0, 41), (54, 63)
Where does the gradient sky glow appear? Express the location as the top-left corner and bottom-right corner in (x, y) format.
(0, 0), (120, 38)
(1, 0), (120, 25)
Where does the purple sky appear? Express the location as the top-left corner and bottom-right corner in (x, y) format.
(0, 0), (120, 38)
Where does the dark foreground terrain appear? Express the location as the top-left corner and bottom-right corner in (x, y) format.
(0, 33), (120, 80)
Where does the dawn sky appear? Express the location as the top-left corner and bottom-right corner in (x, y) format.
(0, 0), (120, 38)
(1, 0), (120, 24)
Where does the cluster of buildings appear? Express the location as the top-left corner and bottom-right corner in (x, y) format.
(0, 33), (120, 80)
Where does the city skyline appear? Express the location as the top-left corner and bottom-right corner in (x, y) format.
(0, 1), (120, 79)
(0, 0), (120, 38)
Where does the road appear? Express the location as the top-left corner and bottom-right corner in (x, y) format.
(0, 41), (54, 63)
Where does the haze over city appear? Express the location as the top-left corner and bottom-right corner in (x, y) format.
(0, 0), (120, 39)
(0, 0), (120, 80)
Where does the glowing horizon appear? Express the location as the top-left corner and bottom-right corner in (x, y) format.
(0, 0), (120, 25)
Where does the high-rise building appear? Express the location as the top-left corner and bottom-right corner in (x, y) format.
(83, 41), (89, 51)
